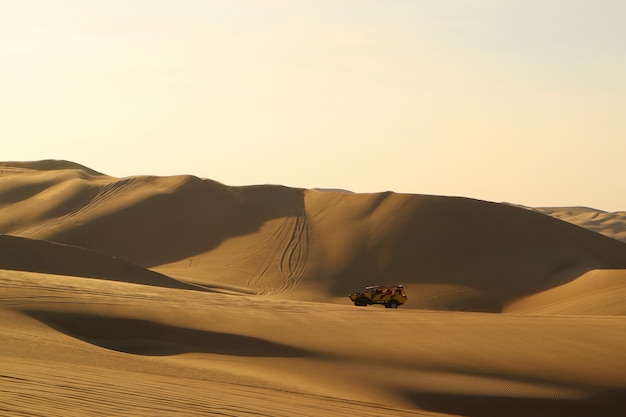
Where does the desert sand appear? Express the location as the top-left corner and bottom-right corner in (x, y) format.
(2, 160), (626, 416)
(530, 206), (626, 243)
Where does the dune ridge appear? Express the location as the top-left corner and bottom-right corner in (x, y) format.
(531, 206), (626, 243)
(0, 159), (104, 175)
(2, 160), (626, 416)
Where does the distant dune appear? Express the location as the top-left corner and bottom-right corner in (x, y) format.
(531, 206), (626, 243)
(2, 160), (626, 416)
(311, 187), (355, 193)
(0, 159), (104, 175)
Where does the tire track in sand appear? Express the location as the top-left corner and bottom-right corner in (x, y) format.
(277, 206), (309, 293)
(248, 207), (309, 296)
(18, 177), (142, 239)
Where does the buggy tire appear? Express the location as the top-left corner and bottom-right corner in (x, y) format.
(355, 297), (369, 307)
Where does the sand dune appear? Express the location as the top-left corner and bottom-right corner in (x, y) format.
(3, 161), (626, 311)
(2, 160), (626, 416)
(531, 206), (626, 243)
(0, 159), (104, 175)
(301, 191), (626, 309)
(506, 268), (626, 315)
(0, 234), (201, 290)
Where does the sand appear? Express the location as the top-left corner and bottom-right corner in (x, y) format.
(531, 206), (626, 243)
(2, 160), (626, 416)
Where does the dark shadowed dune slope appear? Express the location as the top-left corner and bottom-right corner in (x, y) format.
(0, 234), (200, 290)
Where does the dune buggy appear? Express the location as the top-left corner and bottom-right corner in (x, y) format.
(349, 285), (407, 308)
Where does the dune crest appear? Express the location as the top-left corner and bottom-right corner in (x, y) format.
(531, 206), (626, 243)
(0, 159), (104, 175)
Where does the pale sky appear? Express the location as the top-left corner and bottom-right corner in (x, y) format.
(2, 1), (625, 211)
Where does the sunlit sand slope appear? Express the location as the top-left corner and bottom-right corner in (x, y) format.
(2, 269), (626, 417)
(506, 269), (626, 315)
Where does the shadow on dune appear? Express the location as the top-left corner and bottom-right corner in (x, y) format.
(405, 287), (504, 313)
(407, 390), (626, 417)
(320, 194), (626, 304)
(26, 311), (311, 357)
(0, 235), (205, 291)
(48, 178), (307, 268)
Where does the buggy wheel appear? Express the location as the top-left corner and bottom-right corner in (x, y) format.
(355, 297), (369, 306)
(387, 300), (399, 309)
